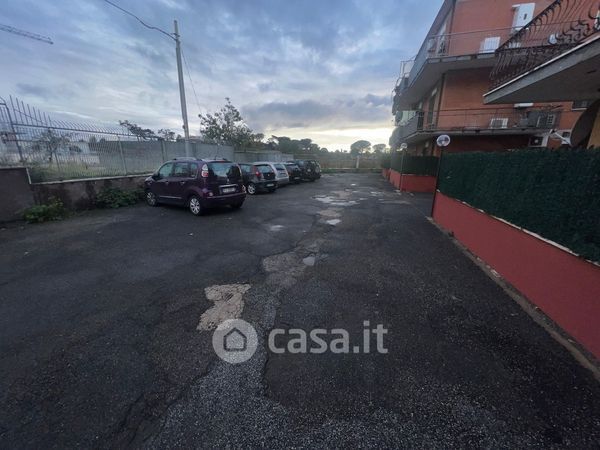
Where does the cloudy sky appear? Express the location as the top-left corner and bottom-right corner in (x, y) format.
(1, 0), (441, 150)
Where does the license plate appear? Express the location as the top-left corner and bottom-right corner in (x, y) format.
(222, 187), (236, 194)
(266, 183), (274, 187)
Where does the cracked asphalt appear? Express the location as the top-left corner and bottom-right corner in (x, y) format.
(1, 173), (599, 448)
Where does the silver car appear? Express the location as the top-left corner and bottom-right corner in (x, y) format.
(254, 161), (290, 186)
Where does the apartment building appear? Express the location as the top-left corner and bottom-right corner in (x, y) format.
(390, 0), (582, 155)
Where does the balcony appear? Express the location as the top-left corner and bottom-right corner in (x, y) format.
(490, 0), (600, 89)
(393, 108), (563, 144)
(393, 27), (516, 112)
(486, 0), (600, 104)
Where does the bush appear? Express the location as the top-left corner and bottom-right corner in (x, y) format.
(96, 187), (143, 208)
(438, 148), (600, 263)
(24, 198), (66, 223)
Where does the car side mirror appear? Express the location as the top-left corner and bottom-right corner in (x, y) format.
(152, 173), (160, 180)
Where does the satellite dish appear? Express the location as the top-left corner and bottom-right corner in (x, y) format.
(436, 134), (451, 147)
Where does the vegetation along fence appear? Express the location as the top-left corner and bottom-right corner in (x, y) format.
(0, 97), (234, 183)
(386, 152), (439, 176)
(438, 149), (600, 263)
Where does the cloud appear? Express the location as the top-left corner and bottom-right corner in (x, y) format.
(0, 0), (443, 149)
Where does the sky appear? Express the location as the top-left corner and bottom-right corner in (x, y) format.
(1, 0), (441, 151)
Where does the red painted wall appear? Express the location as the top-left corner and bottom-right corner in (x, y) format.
(433, 192), (600, 359)
(388, 170), (437, 193)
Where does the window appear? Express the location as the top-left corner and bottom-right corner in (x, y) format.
(189, 163), (198, 178)
(173, 162), (191, 178)
(240, 164), (251, 174)
(256, 164), (273, 174)
(208, 162), (241, 180)
(157, 162), (173, 178)
(572, 100), (594, 110)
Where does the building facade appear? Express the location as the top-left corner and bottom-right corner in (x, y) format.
(390, 0), (583, 155)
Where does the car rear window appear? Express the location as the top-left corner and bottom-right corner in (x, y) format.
(256, 164), (273, 174)
(208, 162), (241, 179)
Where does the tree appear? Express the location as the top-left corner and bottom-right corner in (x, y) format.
(119, 120), (157, 140)
(350, 140), (371, 156)
(372, 143), (387, 154)
(198, 98), (261, 149)
(33, 129), (71, 162)
(157, 128), (176, 141)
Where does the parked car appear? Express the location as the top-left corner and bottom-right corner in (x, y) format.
(284, 162), (302, 183)
(239, 163), (277, 194)
(254, 161), (290, 186)
(144, 157), (245, 215)
(289, 159), (321, 181)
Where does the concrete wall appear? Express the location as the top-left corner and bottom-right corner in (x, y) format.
(0, 167), (34, 222)
(32, 175), (148, 211)
(432, 191), (600, 359)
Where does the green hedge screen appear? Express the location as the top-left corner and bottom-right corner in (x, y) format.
(438, 149), (600, 263)
(389, 152), (439, 176)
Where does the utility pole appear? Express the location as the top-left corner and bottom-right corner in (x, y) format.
(173, 20), (191, 157)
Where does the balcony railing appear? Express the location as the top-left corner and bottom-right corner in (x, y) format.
(396, 27), (517, 94)
(490, 0), (600, 88)
(394, 108), (563, 142)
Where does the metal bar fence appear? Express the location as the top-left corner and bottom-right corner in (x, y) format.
(0, 96), (235, 182)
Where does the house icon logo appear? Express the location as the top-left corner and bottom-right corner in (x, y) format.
(212, 319), (258, 364)
(224, 327), (247, 352)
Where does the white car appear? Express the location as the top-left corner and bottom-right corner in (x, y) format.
(253, 161), (290, 186)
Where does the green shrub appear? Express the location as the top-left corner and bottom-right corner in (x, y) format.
(24, 198), (66, 223)
(96, 187), (143, 208)
(438, 148), (600, 263)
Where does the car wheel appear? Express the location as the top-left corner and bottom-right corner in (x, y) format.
(188, 195), (203, 216)
(146, 190), (158, 206)
(247, 183), (257, 195)
(231, 201), (244, 210)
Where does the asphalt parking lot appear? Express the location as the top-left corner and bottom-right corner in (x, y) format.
(1, 173), (599, 448)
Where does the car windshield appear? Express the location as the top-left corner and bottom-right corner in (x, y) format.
(208, 162), (241, 180)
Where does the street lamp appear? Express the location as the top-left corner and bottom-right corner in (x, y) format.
(399, 142), (407, 192)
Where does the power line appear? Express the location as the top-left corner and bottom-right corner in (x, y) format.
(181, 47), (202, 116)
(102, 0), (174, 41)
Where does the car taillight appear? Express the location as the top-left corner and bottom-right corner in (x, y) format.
(201, 164), (209, 178)
(255, 171), (261, 179)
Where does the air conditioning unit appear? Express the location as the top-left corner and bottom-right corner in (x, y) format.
(480, 36), (501, 53)
(490, 118), (509, 129)
(528, 134), (548, 147)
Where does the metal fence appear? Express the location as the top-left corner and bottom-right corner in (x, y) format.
(0, 97), (234, 182)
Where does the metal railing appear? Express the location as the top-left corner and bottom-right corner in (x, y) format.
(0, 97), (234, 182)
(393, 108), (563, 141)
(491, 0), (600, 88)
(396, 27), (516, 96)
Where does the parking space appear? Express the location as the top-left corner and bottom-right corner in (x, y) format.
(0, 173), (598, 447)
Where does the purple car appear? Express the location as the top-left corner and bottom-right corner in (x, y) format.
(144, 158), (246, 215)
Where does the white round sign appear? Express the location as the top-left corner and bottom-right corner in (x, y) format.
(436, 134), (451, 147)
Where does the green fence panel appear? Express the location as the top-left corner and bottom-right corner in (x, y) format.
(438, 149), (600, 263)
(389, 153), (439, 175)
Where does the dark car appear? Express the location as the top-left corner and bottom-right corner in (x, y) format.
(289, 159), (321, 181)
(144, 158), (245, 215)
(239, 163), (277, 194)
(284, 162), (302, 183)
